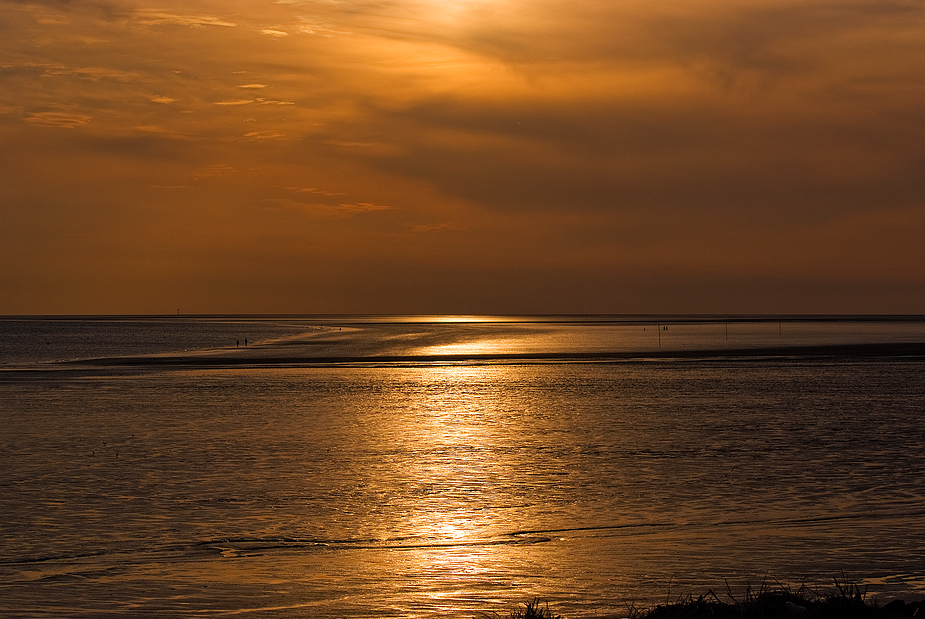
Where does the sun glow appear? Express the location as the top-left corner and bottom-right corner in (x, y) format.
(417, 315), (507, 323)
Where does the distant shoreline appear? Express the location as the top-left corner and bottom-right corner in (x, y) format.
(3, 313), (925, 324)
(64, 341), (925, 368)
(3, 316), (924, 371)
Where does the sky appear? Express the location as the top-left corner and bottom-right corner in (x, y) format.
(2, 0), (924, 314)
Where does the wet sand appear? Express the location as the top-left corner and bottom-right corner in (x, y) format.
(69, 340), (925, 368)
(1, 317), (920, 371)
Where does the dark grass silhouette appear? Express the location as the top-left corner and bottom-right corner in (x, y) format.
(486, 599), (562, 619)
(509, 599), (562, 619)
(628, 578), (923, 619)
(508, 579), (923, 619)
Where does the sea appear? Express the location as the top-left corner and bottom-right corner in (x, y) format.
(1, 315), (924, 618)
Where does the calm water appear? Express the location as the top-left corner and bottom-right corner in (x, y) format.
(1, 316), (924, 617)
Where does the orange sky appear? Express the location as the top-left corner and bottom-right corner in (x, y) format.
(2, 0), (924, 314)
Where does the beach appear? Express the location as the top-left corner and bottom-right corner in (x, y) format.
(2, 316), (924, 617)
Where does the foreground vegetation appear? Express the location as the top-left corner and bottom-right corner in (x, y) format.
(506, 580), (923, 619)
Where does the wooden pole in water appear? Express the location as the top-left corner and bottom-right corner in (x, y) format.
(658, 324), (661, 347)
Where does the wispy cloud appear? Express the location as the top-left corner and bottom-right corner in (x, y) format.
(150, 96), (176, 104)
(337, 202), (392, 213)
(269, 196), (392, 216)
(35, 13), (70, 25)
(133, 10), (236, 28)
(410, 222), (464, 233)
(134, 125), (190, 140)
(25, 111), (91, 128)
(243, 130), (286, 140)
(295, 19), (351, 37)
(287, 187), (345, 197)
(2, 0), (119, 15)
(193, 164), (237, 179)
(214, 99), (254, 106)
(256, 98), (295, 105)
(41, 65), (136, 81)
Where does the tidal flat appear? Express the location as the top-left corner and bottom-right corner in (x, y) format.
(2, 316), (924, 617)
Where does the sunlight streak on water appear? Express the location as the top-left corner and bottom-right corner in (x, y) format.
(409, 319), (925, 358)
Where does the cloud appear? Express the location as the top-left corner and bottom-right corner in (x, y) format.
(256, 99), (295, 105)
(243, 130), (286, 140)
(324, 139), (387, 149)
(134, 125), (190, 140)
(35, 13), (70, 25)
(410, 222), (464, 233)
(268, 196), (393, 216)
(326, 0), (925, 228)
(133, 10), (236, 28)
(294, 16), (351, 37)
(41, 65), (136, 81)
(287, 187), (345, 197)
(194, 164), (237, 179)
(25, 111), (91, 128)
(3, 0), (925, 313)
(0, 0), (119, 14)
(402, 0), (925, 74)
(337, 202), (392, 213)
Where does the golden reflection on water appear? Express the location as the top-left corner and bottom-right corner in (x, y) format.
(416, 336), (515, 358)
(404, 319), (925, 360)
(376, 365), (518, 604)
(5, 350), (925, 618)
(411, 323), (653, 357)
